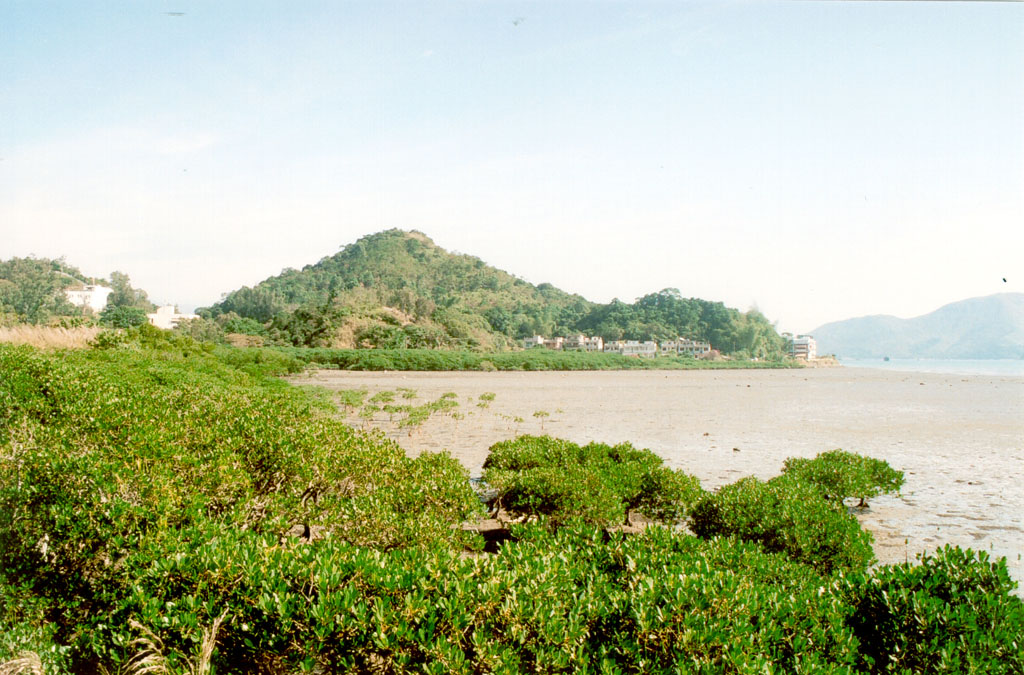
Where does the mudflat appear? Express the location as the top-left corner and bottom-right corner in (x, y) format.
(296, 367), (1024, 585)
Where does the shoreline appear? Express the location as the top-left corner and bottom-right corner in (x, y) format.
(295, 367), (1024, 588)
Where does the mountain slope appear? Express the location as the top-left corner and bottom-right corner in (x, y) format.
(208, 230), (594, 349)
(811, 294), (1024, 359)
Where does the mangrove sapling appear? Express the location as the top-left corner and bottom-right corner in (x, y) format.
(368, 390), (396, 404)
(782, 449), (905, 507)
(335, 388), (368, 409)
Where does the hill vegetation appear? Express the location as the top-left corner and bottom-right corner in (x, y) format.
(0, 256), (153, 326)
(812, 293), (1024, 359)
(202, 229), (788, 358)
(2, 333), (1021, 673)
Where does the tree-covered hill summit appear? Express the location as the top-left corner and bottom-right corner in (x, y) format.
(204, 229), (786, 356)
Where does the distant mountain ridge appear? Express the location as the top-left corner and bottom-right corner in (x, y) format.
(811, 294), (1024, 359)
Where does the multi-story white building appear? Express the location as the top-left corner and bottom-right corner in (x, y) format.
(784, 333), (817, 360)
(522, 335), (546, 349)
(660, 337), (712, 358)
(65, 285), (113, 313)
(605, 340), (657, 357)
(543, 337), (564, 350)
(563, 334), (604, 352)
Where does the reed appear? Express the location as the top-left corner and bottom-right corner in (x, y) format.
(0, 325), (102, 349)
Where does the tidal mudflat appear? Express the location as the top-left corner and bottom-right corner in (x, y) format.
(296, 367), (1024, 586)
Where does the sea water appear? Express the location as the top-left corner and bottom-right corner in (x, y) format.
(840, 358), (1024, 377)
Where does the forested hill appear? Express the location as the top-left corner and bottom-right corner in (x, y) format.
(811, 293), (1024, 360)
(204, 229), (786, 356)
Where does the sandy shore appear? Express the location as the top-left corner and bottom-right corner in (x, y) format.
(294, 367), (1024, 586)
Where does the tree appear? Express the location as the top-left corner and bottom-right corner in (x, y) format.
(106, 271), (154, 310)
(213, 286), (284, 322)
(99, 306), (148, 329)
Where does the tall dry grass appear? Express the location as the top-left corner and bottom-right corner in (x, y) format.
(0, 652), (43, 675)
(124, 615), (226, 675)
(0, 325), (102, 350)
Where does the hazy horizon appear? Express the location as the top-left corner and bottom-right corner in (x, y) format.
(3, 1), (1021, 334)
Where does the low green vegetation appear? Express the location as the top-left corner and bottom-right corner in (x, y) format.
(2, 335), (1021, 673)
(342, 389), (461, 428)
(275, 346), (800, 371)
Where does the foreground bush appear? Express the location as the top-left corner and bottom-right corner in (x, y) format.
(844, 545), (1024, 674)
(783, 449), (905, 507)
(482, 436), (704, 527)
(32, 526), (864, 673)
(689, 475), (875, 575)
(2, 343), (1021, 673)
(0, 343), (481, 669)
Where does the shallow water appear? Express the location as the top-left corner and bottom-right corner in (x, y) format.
(297, 367), (1024, 589)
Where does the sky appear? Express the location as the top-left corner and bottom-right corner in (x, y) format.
(2, 1), (1022, 333)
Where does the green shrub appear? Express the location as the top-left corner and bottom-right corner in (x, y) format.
(844, 545), (1024, 674)
(482, 436), (703, 527)
(783, 449), (905, 507)
(689, 475), (875, 575)
(0, 344), (481, 668)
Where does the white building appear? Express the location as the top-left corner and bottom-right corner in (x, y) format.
(605, 340), (657, 357)
(147, 305), (199, 330)
(65, 285), (112, 313)
(564, 334), (604, 352)
(522, 335), (546, 349)
(543, 337), (564, 350)
(660, 337), (712, 358)
(784, 333), (817, 360)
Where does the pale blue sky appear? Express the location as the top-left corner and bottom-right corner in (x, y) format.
(2, 1), (1021, 332)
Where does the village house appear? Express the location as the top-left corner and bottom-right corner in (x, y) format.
(660, 337), (712, 358)
(543, 336), (564, 350)
(604, 340), (657, 357)
(147, 305), (199, 330)
(64, 285), (113, 313)
(522, 335), (546, 349)
(562, 334), (605, 352)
